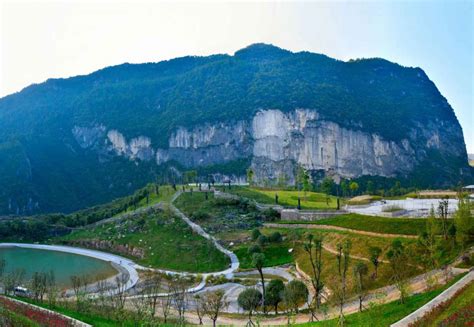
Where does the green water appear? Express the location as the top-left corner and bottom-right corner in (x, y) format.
(0, 247), (118, 288)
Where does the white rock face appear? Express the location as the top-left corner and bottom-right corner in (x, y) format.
(129, 136), (154, 160)
(107, 131), (154, 161)
(249, 109), (415, 181)
(107, 130), (128, 155)
(72, 108), (427, 183)
(156, 121), (251, 166)
(72, 125), (106, 149)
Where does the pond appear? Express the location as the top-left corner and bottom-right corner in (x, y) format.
(0, 246), (118, 288)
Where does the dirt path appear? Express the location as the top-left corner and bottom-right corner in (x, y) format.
(265, 223), (418, 239)
(321, 244), (390, 264)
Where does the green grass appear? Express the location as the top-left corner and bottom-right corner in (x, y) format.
(298, 273), (466, 326)
(123, 185), (177, 213)
(59, 208), (230, 273)
(235, 243), (293, 269)
(278, 213), (426, 235)
(218, 186), (339, 209)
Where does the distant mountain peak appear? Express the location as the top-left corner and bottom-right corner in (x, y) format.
(234, 43), (292, 60)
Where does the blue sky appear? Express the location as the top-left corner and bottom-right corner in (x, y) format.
(1, 1), (472, 152)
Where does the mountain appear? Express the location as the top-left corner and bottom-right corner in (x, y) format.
(0, 43), (471, 215)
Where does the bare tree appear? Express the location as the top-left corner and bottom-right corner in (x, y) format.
(0, 259), (6, 294)
(170, 276), (188, 324)
(144, 273), (162, 318)
(70, 275), (82, 299)
(46, 271), (59, 307)
(130, 294), (151, 324)
(113, 273), (129, 311)
(335, 240), (351, 326)
(31, 271), (47, 302)
(95, 276), (112, 315)
(202, 290), (228, 327)
(437, 198), (449, 240)
(193, 294), (205, 325)
(303, 233), (324, 321)
(4, 269), (25, 295)
(159, 294), (173, 323)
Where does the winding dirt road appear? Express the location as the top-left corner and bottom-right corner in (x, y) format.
(265, 223), (418, 239)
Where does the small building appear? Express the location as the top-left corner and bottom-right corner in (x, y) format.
(463, 185), (474, 194)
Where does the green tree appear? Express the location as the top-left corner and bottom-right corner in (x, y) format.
(252, 253), (267, 314)
(349, 181), (359, 196)
(366, 181), (375, 195)
(353, 262), (369, 312)
(238, 288), (262, 326)
(321, 177), (335, 206)
(251, 228), (261, 241)
(246, 168), (255, 186)
(391, 181), (401, 196)
(268, 232), (282, 243)
(247, 244), (262, 255)
(184, 170), (198, 184)
(283, 280), (308, 314)
(369, 246), (382, 278)
(265, 279), (285, 314)
(454, 194), (473, 247)
(386, 239), (409, 303)
(202, 290), (228, 327)
(296, 165), (310, 200)
(257, 235), (268, 248)
(340, 180), (349, 197)
(419, 206), (441, 268)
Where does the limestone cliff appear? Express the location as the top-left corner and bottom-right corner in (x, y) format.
(72, 107), (463, 184)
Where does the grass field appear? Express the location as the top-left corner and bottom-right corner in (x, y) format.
(235, 243), (293, 269)
(123, 185), (177, 213)
(279, 213), (427, 235)
(218, 186), (340, 209)
(298, 273), (466, 326)
(59, 207), (230, 273)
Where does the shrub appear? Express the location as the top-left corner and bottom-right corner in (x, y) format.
(268, 232), (282, 243)
(257, 235), (268, 247)
(251, 228), (261, 240)
(262, 208), (280, 221)
(247, 244), (262, 255)
(192, 210), (211, 221)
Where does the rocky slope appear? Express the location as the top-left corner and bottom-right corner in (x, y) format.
(0, 44), (470, 214)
